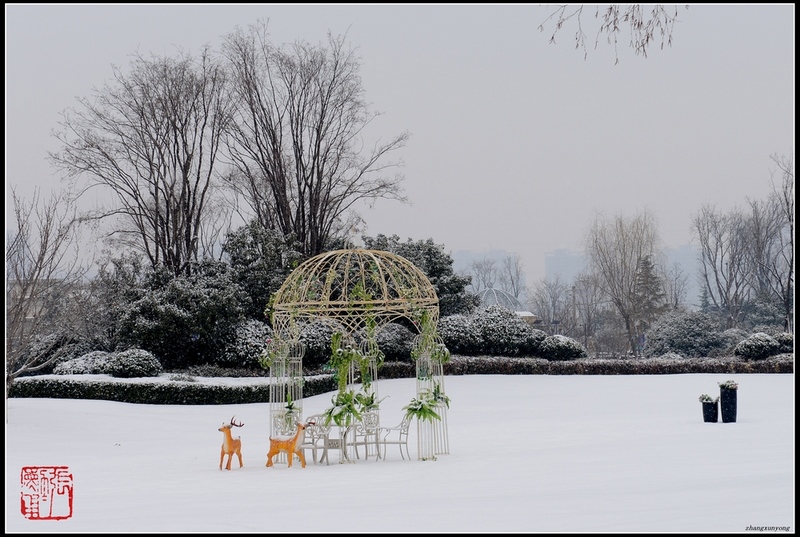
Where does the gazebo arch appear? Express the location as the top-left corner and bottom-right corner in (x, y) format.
(266, 248), (450, 461)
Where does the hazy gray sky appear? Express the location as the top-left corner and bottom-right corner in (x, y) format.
(5, 4), (795, 282)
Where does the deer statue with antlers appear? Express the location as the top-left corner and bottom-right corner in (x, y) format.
(218, 416), (244, 471)
(266, 420), (312, 469)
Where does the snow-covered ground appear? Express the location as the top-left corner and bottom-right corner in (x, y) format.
(5, 373), (795, 532)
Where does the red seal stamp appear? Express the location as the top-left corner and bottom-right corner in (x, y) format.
(20, 466), (74, 520)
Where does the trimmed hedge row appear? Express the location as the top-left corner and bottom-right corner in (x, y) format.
(8, 375), (337, 405)
(382, 354), (794, 378)
(8, 354), (792, 404)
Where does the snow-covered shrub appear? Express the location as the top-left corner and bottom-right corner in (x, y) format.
(657, 352), (684, 360)
(643, 311), (725, 358)
(539, 334), (587, 361)
(107, 348), (164, 378)
(472, 305), (544, 356)
(297, 320), (338, 370)
(750, 324), (784, 337)
(375, 323), (415, 362)
(438, 306), (544, 356)
(438, 314), (481, 355)
(734, 332), (782, 360)
(219, 319), (273, 368)
(116, 261), (249, 370)
(773, 332), (794, 354)
(721, 328), (749, 354)
(53, 351), (114, 375)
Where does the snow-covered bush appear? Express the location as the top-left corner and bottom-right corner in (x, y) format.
(219, 319), (273, 368)
(53, 351), (114, 375)
(375, 323), (415, 362)
(116, 261), (249, 370)
(297, 320), (339, 370)
(734, 332), (782, 360)
(721, 328), (749, 354)
(107, 348), (164, 378)
(539, 334), (587, 361)
(773, 332), (794, 354)
(438, 314), (482, 355)
(438, 306), (545, 356)
(643, 311), (725, 358)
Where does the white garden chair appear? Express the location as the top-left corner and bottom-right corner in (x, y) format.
(377, 414), (412, 461)
(300, 414), (332, 465)
(350, 411), (381, 461)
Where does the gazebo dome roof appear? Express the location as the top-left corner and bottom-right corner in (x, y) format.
(271, 248), (439, 335)
(476, 287), (524, 311)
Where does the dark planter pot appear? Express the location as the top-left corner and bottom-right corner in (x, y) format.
(701, 401), (719, 423)
(720, 388), (737, 423)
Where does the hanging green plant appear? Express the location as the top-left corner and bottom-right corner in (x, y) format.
(432, 382), (450, 409)
(430, 342), (451, 364)
(355, 391), (387, 413)
(323, 390), (363, 428)
(403, 392), (442, 423)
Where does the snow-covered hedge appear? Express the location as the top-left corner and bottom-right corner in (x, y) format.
(643, 311), (726, 358)
(734, 332), (782, 360)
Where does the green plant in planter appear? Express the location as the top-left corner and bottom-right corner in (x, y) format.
(403, 391), (442, 423)
(698, 394), (718, 403)
(718, 380), (739, 390)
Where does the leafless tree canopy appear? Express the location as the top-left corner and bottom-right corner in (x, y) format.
(222, 21), (409, 257)
(50, 48), (232, 276)
(692, 204), (752, 329)
(585, 210), (661, 354)
(469, 257), (497, 292)
(6, 188), (89, 390)
(498, 253), (525, 298)
(538, 4), (687, 63)
(766, 153), (794, 330)
(526, 274), (571, 334)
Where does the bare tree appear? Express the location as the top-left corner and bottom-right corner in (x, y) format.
(6, 188), (89, 395)
(585, 210), (661, 354)
(50, 47), (232, 276)
(498, 253), (525, 298)
(763, 153), (794, 331)
(469, 257), (497, 292)
(692, 204), (751, 329)
(526, 275), (571, 335)
(571, 273), (605, 352)
(222, 21), (409, 257)
(661, 261), (689, 310)
(538, 4), (687, 63)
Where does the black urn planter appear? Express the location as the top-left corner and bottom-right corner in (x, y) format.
(720, 388), (737, 423)
(701, 401), (719, 423)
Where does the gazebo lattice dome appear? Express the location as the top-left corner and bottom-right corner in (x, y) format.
(267, 248), (450, 462)
(271, 248), (440, 336)
(476, 287), (524, 311)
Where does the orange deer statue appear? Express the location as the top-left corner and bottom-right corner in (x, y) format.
(218, 416), (244, 470)
(266, 421), (311, 469)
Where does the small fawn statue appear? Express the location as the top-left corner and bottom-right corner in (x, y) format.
(266, 421), (310, 469)
(219, 416), (244, 470)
